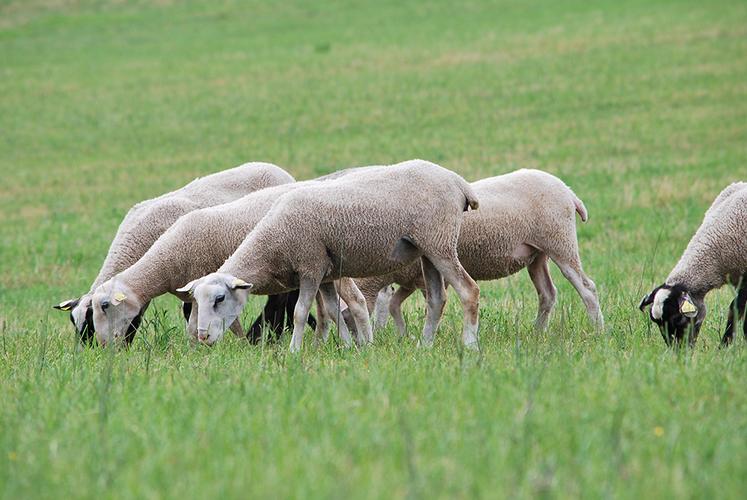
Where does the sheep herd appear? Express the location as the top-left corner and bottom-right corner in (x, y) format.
(54, 160), (747, 350)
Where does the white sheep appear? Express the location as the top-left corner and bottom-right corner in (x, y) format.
(90, 181), (371, 347)
(177, 159), (481, 351)
(54, 162), (294, 343)
(639, 182), (747, 346)
(354, 169), (603, 336)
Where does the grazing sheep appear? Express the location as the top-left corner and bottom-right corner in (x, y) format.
(178, 159), (481, 352)
(54, 162), (295, 343)
(90, 181), (367, 347)
(639, 182), (747, 346)
(353, 169), (603, 336)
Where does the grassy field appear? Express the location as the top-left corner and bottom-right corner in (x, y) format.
(2, 0), (747, 497)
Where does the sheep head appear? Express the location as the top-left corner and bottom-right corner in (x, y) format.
(176, 273), (253, 346)
(639, 284), (704, 346)
(91, 280), (145, 347)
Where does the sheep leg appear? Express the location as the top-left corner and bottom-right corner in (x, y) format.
(389, 286), (416, 338)
(229, 319), (246, 339)
(247, 294), (288, 343)
(289, 277), (320, 353)
(314, 291), (332, 345)
(283, 289), (317, 333)
(372, 286), (393, 331)
(721, 278), (747, 346)
(527, 253), (557, 331)
(420, 257), (447, 347)
(337, 278), (373, 346)
(318, 282), (354, 348)
(424, 254), (480, 349)
(553, 257), (604, 329)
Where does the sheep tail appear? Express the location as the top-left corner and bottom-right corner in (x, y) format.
(572, 193), (588, 222)
(460, 179), (480, 211)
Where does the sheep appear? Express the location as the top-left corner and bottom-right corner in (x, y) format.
(352, 169), (603, 337)
(89, 181), (370, 347)
(639, 182), (747, 346)
(177, 159), (481, 352)
(53, 162), (295, 344)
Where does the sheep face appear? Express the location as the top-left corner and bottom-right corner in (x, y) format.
(53, 295), (95, 344)
(177, 273), (252, 346)
(91, 282), (144, 347)
(639, 284), (704, 346)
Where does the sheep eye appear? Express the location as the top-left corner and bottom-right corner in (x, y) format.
(214, 295), (225, 307)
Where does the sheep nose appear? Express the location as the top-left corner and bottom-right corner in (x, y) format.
(197, 330), (209, 342)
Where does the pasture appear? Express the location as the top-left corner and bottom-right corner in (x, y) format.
(1, 0), (747, 497)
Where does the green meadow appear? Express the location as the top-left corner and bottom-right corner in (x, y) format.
(1, 0), (746, 497)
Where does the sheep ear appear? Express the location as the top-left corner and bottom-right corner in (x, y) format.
(111, 292), (127, 305)
(229, 277), (253, 290)
(638, 292), (656, 311)
(680, 297), (698, 318)
(176, 279), (198, 295)
(639, 284), (666, 311)
(54, 298), (80, 311)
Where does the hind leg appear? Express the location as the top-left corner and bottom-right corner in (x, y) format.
(527, 253), (557, 331)
(337, 278), (373, 346)
(314, 291), (332, 345)
(721, 276), (747, 346)
(423, 254), (480, 348)
(389, 286), (417, 338)
(420, 257), (447, 347)
(318, 282), (355, 347)
(372, 285), (394, 331)
(551, 253), (603, 329)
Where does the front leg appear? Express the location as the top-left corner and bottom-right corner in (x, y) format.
(389, 286), (416, 338)
(722, 278), (747, 346)
(289, 277), (321, 353)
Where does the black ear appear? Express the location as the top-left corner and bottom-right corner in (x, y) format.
(181, 302), (193, 322)
(124, 306), (147, 345)
(79, 306), (96, 345)
(638, 287), (661, 311)
(54, 298), (80, 311)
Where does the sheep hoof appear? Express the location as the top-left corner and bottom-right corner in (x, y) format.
(417, 338), (434, 348)
(463, 341), (480, 352)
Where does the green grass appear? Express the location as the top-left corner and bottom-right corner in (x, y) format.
(2, 0), (747, 497)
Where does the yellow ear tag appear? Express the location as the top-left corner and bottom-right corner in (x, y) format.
(58, 301), (73, 311)
(680, 300), (697, 315)
(112, 292), (127, 304)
